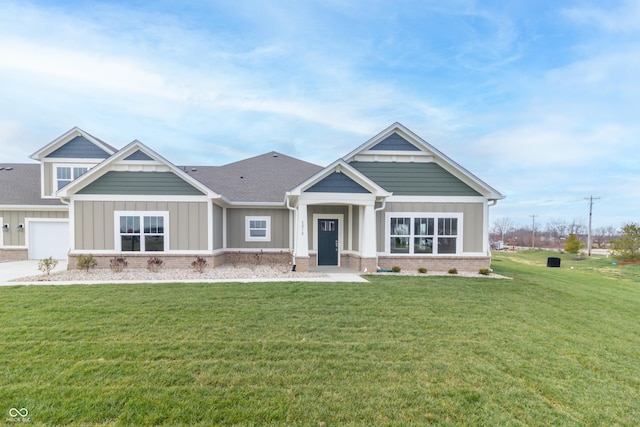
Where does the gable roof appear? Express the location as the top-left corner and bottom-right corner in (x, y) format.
(186, 152), (323, 204)
(343, 122), (504, 200)
(30, 127), (117, 160)
(56, 140), (218, 199)
(288, 159), (392, 198)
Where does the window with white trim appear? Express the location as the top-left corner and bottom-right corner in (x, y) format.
(55, 165), (90, 190)
(116, 212), (168, 252)
(388, 214), (460, 254)
(245, 216), (271, 242)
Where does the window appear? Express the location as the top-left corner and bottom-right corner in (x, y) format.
(116, 212), (168, 252)
(246, 216), (271, 242)
(390, 217), (410, 253)
(56, 166), (89, 190)
(387, 214), (460, 254)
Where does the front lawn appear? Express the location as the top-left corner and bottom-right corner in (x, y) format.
(1, 251), (639, 425)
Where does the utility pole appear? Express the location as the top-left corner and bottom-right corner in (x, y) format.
(530, 214), (538, 248)
(584, 195), (600, 256)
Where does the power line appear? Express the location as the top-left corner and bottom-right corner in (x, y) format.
(584, 196), (600, 256)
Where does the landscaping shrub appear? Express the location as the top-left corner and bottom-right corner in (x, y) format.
(38, 256), (58, 276)
(109, 257), (128, 273)
(147, 256), (164, 272)
(418, 267), (427, 274)
(391, 266), (401, 273)
(191, 256), (208, 274)
(479, 268), (490, 275)
(77, 255), (97, 272)
(448, 268), (458, 275)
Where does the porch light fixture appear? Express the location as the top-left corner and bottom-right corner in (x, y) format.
(2, 223), (8, 231)
(17, 223), (24, 231)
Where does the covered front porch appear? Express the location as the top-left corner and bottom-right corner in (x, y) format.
(289, 200), (381, 273)
(285, 160), (392, 273)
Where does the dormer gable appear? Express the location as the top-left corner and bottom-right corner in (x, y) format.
(30, 127), (117, 161)
(30, 127), (118, 198)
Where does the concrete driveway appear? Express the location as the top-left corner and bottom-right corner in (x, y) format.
(0, 260), (68, 285)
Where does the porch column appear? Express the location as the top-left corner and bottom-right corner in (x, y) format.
(295, 203), (310, 271)
(361, 204), (377, 258)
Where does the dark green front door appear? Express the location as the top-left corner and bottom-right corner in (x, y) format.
(318, 219), (338, 266)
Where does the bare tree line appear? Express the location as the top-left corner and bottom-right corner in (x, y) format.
(491, 217), (620, 250)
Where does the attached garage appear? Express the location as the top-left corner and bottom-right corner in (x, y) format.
(28, 220), (69, 260)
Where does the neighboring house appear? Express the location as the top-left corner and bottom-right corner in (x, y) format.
(0, 123), (504, 272)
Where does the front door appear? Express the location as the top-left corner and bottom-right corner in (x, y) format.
(317, 219), (339, 266)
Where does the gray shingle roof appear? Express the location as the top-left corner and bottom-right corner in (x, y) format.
(184, 151), (323, 204)
(0, 163), (65, 206)
(0, 152), (322, 207)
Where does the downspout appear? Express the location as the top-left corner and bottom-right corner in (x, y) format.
(372, 198), (387, 271)
(487, 199), (497, 257)
(285, 193), (297, 269)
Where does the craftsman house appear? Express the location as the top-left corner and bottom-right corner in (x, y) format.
(0, 123), (504, 272)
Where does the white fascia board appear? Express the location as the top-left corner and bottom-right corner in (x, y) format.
(223, 201), (287, 208)
(299, 192), (376, 206)
(386, 196), (489, 203)
(0, 205), (68, 211)
(72, 194), (210, 202)
(41, 157), (107, 164)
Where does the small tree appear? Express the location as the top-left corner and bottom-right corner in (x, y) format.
(564, 233), (584, 254)
(38, 256), (58, 276)
(611, 223), (640, 260)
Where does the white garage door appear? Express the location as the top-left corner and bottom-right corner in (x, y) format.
(29, 221), (69, 260)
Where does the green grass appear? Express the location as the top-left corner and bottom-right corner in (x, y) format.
(1, 250), (639, 426)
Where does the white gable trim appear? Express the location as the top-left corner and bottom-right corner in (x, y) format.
(288, 159), (391, 198)
(343, 122), (504, 201)
(56, 140), (219, 199)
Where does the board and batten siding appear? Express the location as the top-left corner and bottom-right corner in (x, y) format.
(43, 162), (54, 196)
(350, 161), (481, 197)
(74, 201), (208, 251)
(226, 208), (290, 249)
(307, 205), (350, 250)
(212, 204), (224, 250)
(376, 202), (484, 253)
(0, 210), (68, 247)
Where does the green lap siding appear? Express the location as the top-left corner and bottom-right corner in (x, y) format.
(350, 162), (481, 196)
(77, 172), (205, 195)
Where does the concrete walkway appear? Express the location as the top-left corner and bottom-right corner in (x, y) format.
(0, 261), (368, 286)
(0, 260), (68, 284)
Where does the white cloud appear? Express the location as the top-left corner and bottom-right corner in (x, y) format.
(564, 1), (640, 33)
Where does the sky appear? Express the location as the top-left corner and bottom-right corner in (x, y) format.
(0, 0), (638, 230)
